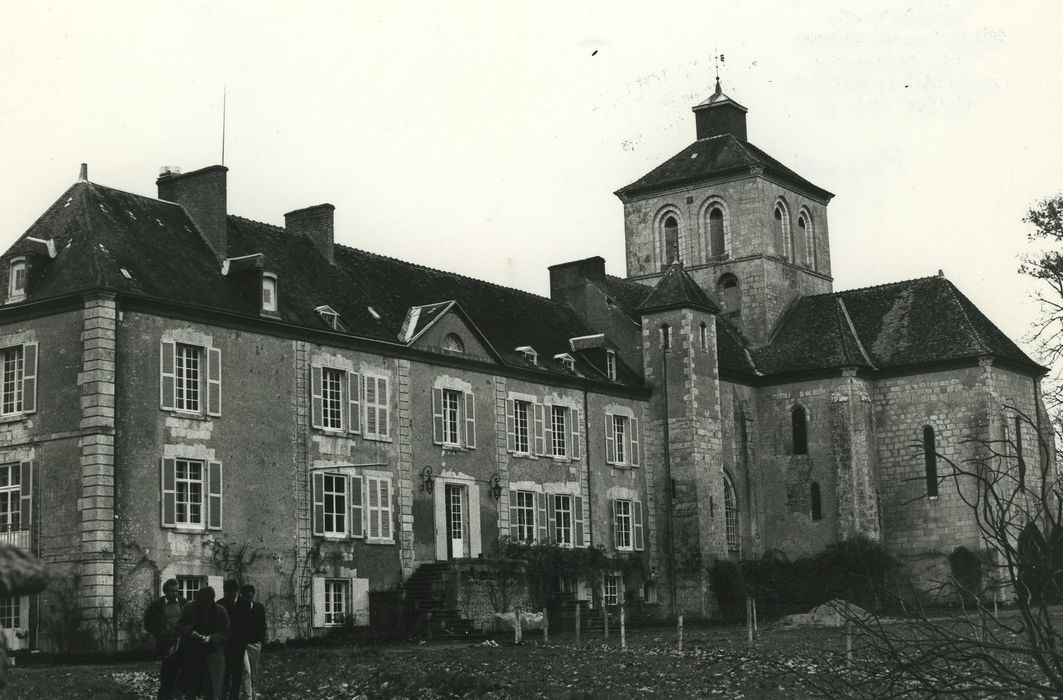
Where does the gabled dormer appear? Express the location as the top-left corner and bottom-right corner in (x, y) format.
(398, 300), (498, 364)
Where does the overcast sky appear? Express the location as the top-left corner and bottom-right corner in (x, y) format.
(2, 2), (1062, 356)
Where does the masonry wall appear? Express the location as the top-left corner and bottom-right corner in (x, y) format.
(718, 380), (761, 557)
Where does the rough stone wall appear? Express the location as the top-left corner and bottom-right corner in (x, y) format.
(719, 380), (761, 556)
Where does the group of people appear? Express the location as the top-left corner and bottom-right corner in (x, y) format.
(144, 579), (267, 700)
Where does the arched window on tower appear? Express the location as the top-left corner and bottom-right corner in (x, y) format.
(810, 481), (822, 521)
(924, 425), (939, 499)
(798, 210), (816, 270)
(663, 215), (679, 265)
(708, 206), (725, 258)
(774, 203), (793, 261)
(791, 405), (808, 455)
(723, 473), (739, 552)
(717, 274), (740, 315)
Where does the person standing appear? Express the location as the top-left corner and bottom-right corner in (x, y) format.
(239, 584), (267, 700)
(218, 580), (248, 700)
(176, 586), (229, 700)
(143, 578), (189, 700)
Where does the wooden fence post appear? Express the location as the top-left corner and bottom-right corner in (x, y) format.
(515, 607), (522, 644)
(620, 605), (626, 650)
(542, 607), (549, 644)
(677, 614), (684, 652)
(575, 602), (581, 644)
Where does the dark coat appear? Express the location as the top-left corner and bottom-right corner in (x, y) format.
(244, 600), (267, 645)
(143, 595), (189, 653)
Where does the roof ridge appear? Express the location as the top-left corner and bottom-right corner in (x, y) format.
(804, 274), (943, 299)
(229, 214), (286, 233)
(89, 181), (183, 207)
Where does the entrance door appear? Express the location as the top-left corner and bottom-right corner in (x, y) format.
(446, 484), (467, 559)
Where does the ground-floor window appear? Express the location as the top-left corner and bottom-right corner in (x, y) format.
(176, 575), (206, 601)
(0, 595), (19, 628)
(324, 579), (349, 626)
(603, 573), (621, 606)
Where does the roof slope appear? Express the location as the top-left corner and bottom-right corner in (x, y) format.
(614, 134), (832, 202)
(639, 263), (720, 314)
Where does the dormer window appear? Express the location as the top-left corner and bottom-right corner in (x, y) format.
(7, 258), (26, 302)
(516, 346), (538, 366)
(554, 353), (576, 372)
(315, 305), (345, 331)
(443, 333), (464, 354)
(606, 350), (617, 381)
(261, 274), (278, 314)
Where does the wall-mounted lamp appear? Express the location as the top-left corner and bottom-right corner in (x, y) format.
(421, 466), (435, 494)
(488, 473), (503, 501)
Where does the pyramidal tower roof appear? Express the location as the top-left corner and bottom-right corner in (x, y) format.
(638, 263), (719, 315)
(693, 77), (748, 113)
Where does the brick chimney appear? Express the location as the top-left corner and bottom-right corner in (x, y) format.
(285, 204), (335, 264)
(157, 165), (229, 258)
(549, 256), (606, 303)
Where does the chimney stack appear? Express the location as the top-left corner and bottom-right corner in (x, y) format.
(285, 204), (335, 264)
(157, 165), (229, 258)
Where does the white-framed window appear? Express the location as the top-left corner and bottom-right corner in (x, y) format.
(0, 464), (21, 533)
(324, 579), (349, 626)
(612, 498), (644, 552)
(365, 473), (393, 543)
(0, 595), (19, 629)
(724, 473), (739, 552)
(321, 473), (348, 536)
(553, 494), (573, 547)
(7, 259), (26, 302)
(312, 470), (365, 539)
(315, 305), (345, 331)
(605, 412), (640, 467)
(606, 351), (617, 381)
(516, 346), (538, 366)
(550, 406), (568, 457)
(1, 343), (37, 416)
(160, 341), (221, 416)
(261, 274), (278, 313)
(514, 400), (531, 454)
(433, 386), (475, 448)
(443, 333), (464, 354)
(161, 457), (222, 530)
(555, 353), (576, 372)
(176, 575), (206, 602)
(603, 573), (621, 606)
(310, 365), (361, 435)
(512, 490), (536, 542)
(363, 374), (390, 439)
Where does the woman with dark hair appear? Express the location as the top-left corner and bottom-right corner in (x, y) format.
(176, 586), (229, 700)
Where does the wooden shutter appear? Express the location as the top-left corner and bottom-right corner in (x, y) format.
(432, 388), (444, 444)
(310, 366), (324, 429)
(379, 478), (392, 540)
(546, 494), (557, 543)
(509, 493), (520, 540)
(543, 404), (554, 456)
(368, 476), (380, 539)
(571, 409), (581, 460)
(611, 499), (618, 548)
(364, 378), (377, 435)
(207, 461), (223, 530)
(464, 391), (476, 448)
(160, 341), (176, 411)
(633, 500), (644, 551)
(311, 576), (326, 628)
(312, 471), (325, 536)
(506, 399), (516, 452)
(21, 343), (37, 414)
(348, 372), (361, 434)
(378, 377), (390, 437)
(630, 417), (640, 467)
(19, 461), (32, 531)
(605, 413), (616, 464)
(574, 495), (584, 547)
(206, 347), (222, 417)
(537, 492), (547, 543)
(161, 457), (176, 527)
(533, 403), (545, 456)
(350, 473), (364, 538)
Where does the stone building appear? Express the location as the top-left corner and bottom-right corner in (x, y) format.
(0, 80), (1047, 650)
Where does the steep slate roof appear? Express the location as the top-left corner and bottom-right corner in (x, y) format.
(638, 263), (720, 314)
(613, 133), (833, 202)
(756, 276), (1042, 375)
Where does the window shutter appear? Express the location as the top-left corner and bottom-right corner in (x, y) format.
(350, 473), (364, 538)
(379, 478), (392, 540)
(611, 499), (619, 549)
(378, 377), (390, 437)
(161, 458), (176, 527)
(349, 372), (362, 434)
(160, 341), (176, 411)
(630, 417), (640, 467)
(509, 495), (520, 540)
(206, 347), (222, 417)
(363, 378), (376, 435)
(543, 405), (554, 456)
(633, 500), (644, 551)
(207, 461), (223, 530)
(311, 576), (326, 628)
(310, 366), (324, 429)
(312, 471), (325, 536)
(432, 388), (444, 444)
(533, 403), (545, 456)
(464, 391), (476, 448)
(537, 492), (547, 543)
(574, 495), (584, 547)
(19, 461), (32, 531)
(605, 413), (616, 464)
(368, 477), (380, 539)
(546, 494), (557, 543)
(21, 343), (37, 414)
(571, 409), (581, 460)
(506, 399), (516, 452)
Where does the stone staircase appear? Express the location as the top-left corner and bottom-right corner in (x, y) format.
(404, 561), (485, 640)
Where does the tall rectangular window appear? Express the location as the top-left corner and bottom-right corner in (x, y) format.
(554, 494), (573, 547)
(1, 346), (24, 415)
(514, 490), (536, 542)
(603, 574), (620, 606)
(0, 596), (19, 629)
(606, 351), (617, 381)
(612, 416), (627, 464)
(442, 389), (461, 445)
(324, 579), (349, 626)
(0, 464), (20, 533)
(365, 474), (392, 541)
(364, 375), (390, 439)
(321, 368), (344, 431)
(174, 344), (202, 413)
(514, 400), (531, 453)
(551, 406), (568, 457)
(322, 473), (348, 536)
(614, 499), (632, 550)
(175, 459), (204, 526)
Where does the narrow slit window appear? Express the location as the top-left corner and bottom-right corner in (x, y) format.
(663, 216), (679, 265)
(924, 425), (939, 498)
(791, 406), (808, 455)
(810, 482), (822, 521)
